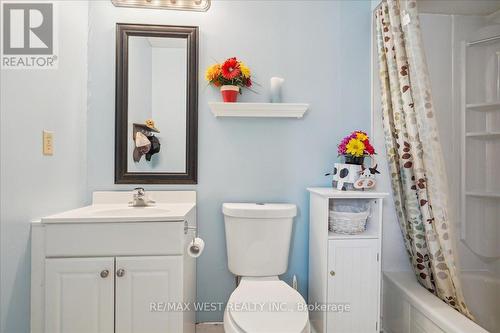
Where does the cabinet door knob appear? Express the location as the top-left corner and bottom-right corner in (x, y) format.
(330, 270), (335, 277)
(100, 270), (109, 278)
(116, 268), (126, 277)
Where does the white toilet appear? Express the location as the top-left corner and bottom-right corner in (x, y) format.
(222, 203), (310, 333)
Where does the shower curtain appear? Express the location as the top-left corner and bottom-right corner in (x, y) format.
(375, 0), (474, 319)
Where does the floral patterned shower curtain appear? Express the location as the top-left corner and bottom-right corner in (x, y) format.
(375, 0), (474, 319)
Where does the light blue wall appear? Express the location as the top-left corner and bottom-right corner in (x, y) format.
(0, 2), (89, 333)
(87, 0), (371, 322)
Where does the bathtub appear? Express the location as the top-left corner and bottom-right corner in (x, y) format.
(461, 271), (500, 333)
(382, 271), (491, 333)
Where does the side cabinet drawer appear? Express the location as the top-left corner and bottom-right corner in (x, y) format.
(45, 222), (184, 257)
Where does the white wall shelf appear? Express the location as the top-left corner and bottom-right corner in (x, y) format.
(328, 229), (379, 240)
(208, 102), (309, 118)
(466, 102), (500, 112)
(465, 131), (500, 139)
(466, 191), (500, 198)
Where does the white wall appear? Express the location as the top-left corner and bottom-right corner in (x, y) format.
(0, 2), (89, 332)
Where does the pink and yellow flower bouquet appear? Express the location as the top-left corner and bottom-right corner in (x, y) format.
(337, 131), (376, 165)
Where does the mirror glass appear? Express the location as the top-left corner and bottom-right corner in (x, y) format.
(115, 24), (197, 184)
(127, 36), (187, 173)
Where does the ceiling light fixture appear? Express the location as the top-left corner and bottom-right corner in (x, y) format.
(111, 0), (210, 12)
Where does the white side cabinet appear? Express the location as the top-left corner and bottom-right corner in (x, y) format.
(31, 191), (197, 333)
(307, 188), (388, 333)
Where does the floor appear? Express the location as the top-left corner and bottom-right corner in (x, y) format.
(196, 322), (224, 333)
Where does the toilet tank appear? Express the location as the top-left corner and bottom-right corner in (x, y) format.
(222, 203), (297, 277)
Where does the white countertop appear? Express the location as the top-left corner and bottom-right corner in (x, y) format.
(35, 191), (197, 224)
(38, 203), (195, 223)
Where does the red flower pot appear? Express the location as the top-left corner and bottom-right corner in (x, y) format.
(220, 85), (240, 103)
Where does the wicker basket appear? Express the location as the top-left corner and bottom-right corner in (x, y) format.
(329, 209), (370, 234)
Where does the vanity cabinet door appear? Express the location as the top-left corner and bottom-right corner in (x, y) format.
(115, 256), (183, 333)
(327, 239), (380, 333)
(45, 257), (115, 333)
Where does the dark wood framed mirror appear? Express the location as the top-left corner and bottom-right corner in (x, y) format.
(115, 23), (198, 184)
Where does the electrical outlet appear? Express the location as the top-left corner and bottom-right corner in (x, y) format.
(43, 131), (54, 156)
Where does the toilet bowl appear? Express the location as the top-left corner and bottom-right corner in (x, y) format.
(224, 277), (310, 333)
(222, 203), (310, 333)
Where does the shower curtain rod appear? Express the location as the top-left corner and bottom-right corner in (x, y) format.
(467, 35), (500, 46)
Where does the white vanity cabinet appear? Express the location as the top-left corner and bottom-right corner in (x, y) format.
(307, 188), (388, 333)
(45, 257), (115, 333)
(115, 256), (183, 333)
(31, 191), (197, 333)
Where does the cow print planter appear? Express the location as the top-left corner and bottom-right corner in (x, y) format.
(354, 164), (380, 190)
(329, 163), (363, 191)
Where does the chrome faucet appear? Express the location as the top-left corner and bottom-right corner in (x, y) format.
(129, 187), (155, 207)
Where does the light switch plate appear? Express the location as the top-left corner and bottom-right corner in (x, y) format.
(43, 131), (54, 155)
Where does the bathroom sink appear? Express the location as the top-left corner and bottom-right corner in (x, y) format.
(90, 206), (171, 217)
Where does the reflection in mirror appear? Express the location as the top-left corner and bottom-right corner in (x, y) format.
(127, 36), (187, 173)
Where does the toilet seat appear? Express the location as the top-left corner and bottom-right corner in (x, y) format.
(224, 277), (310, 333)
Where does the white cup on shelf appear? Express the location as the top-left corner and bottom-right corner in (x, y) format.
(270, 77), (284, 103)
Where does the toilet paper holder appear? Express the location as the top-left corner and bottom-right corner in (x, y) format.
(184, 221), (197, 237)
(184, 221), (204, 258)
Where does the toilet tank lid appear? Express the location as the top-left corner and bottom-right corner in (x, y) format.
(222, 203), (297, 218)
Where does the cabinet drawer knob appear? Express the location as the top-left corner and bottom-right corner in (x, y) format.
(330, 270), (335, 277)
(100, 270), (109, 278)
(116, 268), (126, 277)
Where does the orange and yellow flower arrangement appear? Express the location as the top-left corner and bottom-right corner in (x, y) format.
(205, 57), (252, 102)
